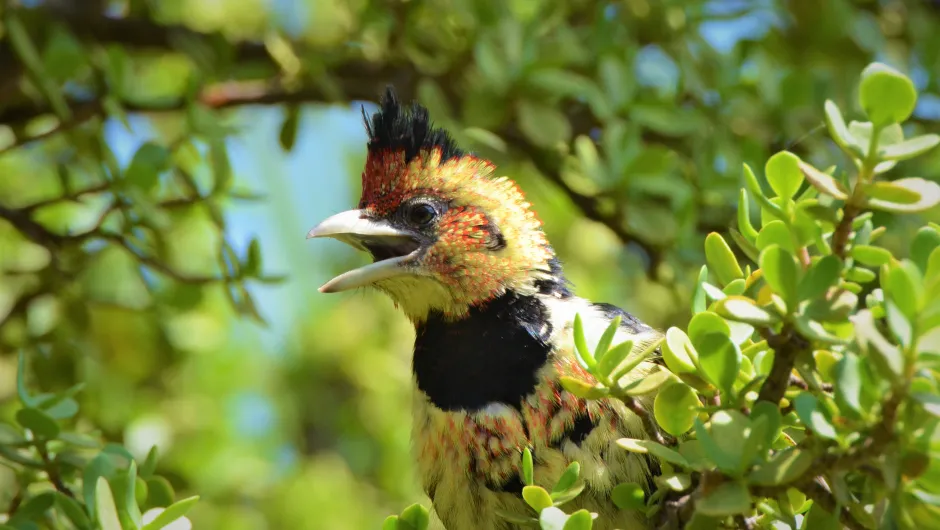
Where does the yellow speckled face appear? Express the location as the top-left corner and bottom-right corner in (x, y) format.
(359, 148), (555, 319)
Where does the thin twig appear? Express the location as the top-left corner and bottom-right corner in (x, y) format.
(36, 443), (74, 498)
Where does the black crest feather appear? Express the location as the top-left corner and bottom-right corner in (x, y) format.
(363, 86), (465, 163)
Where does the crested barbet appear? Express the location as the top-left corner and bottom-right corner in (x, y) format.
(308, 87), (664, 530)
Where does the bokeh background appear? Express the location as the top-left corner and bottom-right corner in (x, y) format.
(2, 0), (940, 528)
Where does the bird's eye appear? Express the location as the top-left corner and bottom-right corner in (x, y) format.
(407, 203), (437, 226)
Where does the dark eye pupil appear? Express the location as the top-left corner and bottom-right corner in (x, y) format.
(409, 204), (436, 225)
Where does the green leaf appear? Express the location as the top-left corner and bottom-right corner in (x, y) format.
(558, 376), (607, 399)
(140, 446), (159, 478)
(15, 491), (55, 519)
(859, 62), (918, 126)
(517, 100), (571, 147)
(880, 134), (940, 161)
(562, 509), (593, 530)
(834, 353), (864, 417)
(912, 393), (940, 417)
(383, 515), (399, 530)
(694, 481), (752, 516)
(16, 351), (38, 408)
(84, 453), (116, 519)
(760, 245), (801, 311)
(141, 496), (199, 530)
(850, 245), (892, 267)
(659, 473), (693, 492)
(749, 401), (782, 449)
(756, 220), (794, 253)
(553, 462), (581, 495)
(709, 411), (752, 474)
(572, 314), (595, 370)
(912, 227), (940, 274)
(793, 315), (848, 345)
(96, 478), (123, 530)
(620, 368), (674, 396)
(867, 178), (940, 213)
(399, 503), (430, 530)
(616, 438), (689, 468)
(278, 105), (301, 151)
(145, 476), (175, 508)
(793, 393), (837, 440)
(610, 483), (645, 511)
(662, 327), (698, 374)
(15, 407), (59, 439)
(244, 238), (262, 277)
(124, 461), (142, 528)
(523, 486), (554, 512)
(737, 189), (759, 241)
(714, 296), (777, 325)
(823, 100), (857, 154)
(55, 491), (92, 529)
(705, 233), (744, 286)
(798, 255), (842, 301)
(549, 483), (586, 507)
(798, 161), (848, 200)
(743, 163), (785, 220)
(539, 507), (570, 530)
(209, 139), (232, 194)
(124, 142), (170, 191)
(868, 180), (921, 204)
(852, 310), (904, 383)
(748, 448), (813, 486)
(691, 265), (709, 315)
(696, 333), (741, 395)
(765, 151), (804, 199)
(801, 502), (840, 530)
(887, 261), (922, 320)
(598, 338), (642, 381)
(654, 382), (700, 436)
(522, 447), (534, 486)
(593, 316), (622, 364)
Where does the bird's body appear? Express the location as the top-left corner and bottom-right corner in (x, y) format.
(308, 88), (661, 529)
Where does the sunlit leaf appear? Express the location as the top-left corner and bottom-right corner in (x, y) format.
(859, 62), (918, 126)
(695, 481), (751, 516)
(654, 382), (700, 436)
(611, 483), (645, 511)
(616, 438), (689, 468)
(765, 151), (804, 199)
(705, 232), (744, 286)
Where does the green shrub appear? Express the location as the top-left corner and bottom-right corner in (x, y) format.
(383, 63), (940, 530)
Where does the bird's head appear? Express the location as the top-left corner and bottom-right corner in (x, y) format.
(308, 87), (556, 322)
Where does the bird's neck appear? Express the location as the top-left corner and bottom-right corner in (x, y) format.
(412, 260), (572, 412)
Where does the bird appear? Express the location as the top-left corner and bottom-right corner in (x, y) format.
(307, 87), (664, 530)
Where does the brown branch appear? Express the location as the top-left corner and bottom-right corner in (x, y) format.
(831, 205), (859, 258)
(620, 395), (674, 446)
(756, 326), (809, 405)
(36, 442), (74, 498)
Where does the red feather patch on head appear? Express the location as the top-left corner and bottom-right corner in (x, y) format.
(356, 88), (555, 315)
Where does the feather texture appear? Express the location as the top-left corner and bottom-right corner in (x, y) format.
(412, 294), (661, 530)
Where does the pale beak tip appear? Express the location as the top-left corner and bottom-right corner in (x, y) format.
(318, 283), (334, 294)
(306, 228), (318, 240)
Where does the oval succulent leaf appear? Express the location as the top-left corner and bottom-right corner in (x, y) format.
(654, 382), (701, 436)
(798, 161), (848, 200)
(714, 296), (777, 325)
(858, 63), (918, 126)
(867, 178), (940, 213)
(705, 232), (744, 286)
(765, 151), (804, 199)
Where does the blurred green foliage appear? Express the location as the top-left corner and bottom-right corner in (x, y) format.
(1, 0), (939, 528)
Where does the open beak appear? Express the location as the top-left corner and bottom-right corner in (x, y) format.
(307, 209), (422, 293)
